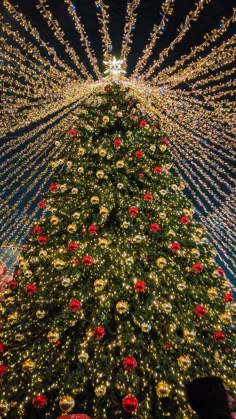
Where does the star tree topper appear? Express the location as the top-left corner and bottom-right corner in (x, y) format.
(104, 57), (126, 76)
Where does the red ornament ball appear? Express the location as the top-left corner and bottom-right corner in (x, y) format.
(123, 357), (137, 371)
(25, 284), (37, 295)
(180, 215), (190, 224)
(68, 242), (78, 251)
(223, 293), (233, 303)
(135, 281), (146, 292)
(129, 206), (138, 217)
(144, 193), (153, 202)
(122, 395), (138, 413)
(69, 129), (77, 136)
(9, 280), (18, 290)
(193, 262), (204, 273)
(216, 267), (224, 276)
(162, 137), (169, 144)
(0, 365), (7, 376)
(82, 255), (93, 267)
(104, 86), (110, 91)
(135, 150), (143, 158)
(33, 226), (42, 235)
(170, 242), (181, 252)
(154, 166), (162, 174)
(138, 173), (144, 179)
(150, 223), (161, 233)
(69, 299), (81, 312)
(114, 138), (122, 148)
(38, 236), (47, 245)
(139, 120), (147, 128)
(152, 125), (157, 130)
(88, 225), (98, 235)
(93, 326), (105, 339)
(50, 182), (58, 192)
(214, 331), (225, 342)
(33, 395), (47, 409)
(38, 200), (46, 208)
(195, 305), (207, 318)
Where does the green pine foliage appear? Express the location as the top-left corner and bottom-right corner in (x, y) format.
(0, 84), (235, 418)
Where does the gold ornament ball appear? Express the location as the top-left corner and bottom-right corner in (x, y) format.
(94, 279), (106, 291)
(141, 322), (151, 333)
(177, 282), (187, 291)
(156, 257), (167, 268)
(90, 196), (100, 205)
(99, 207), (109, 217)
(159, 144), (167, 152)
(0, 400), (9, 415)
(78, 147), (86, 156)
(207, 287), (218, 300)
(162, 302), (172, 313)
(5, 297), (15, 306)
(102, 116), (109, 124)
(95, 385), (106, 397)
(116, 160), (125, 168)
(47, 330), (60, 344)
(78, 351), (89, 363)
(24, 270), (33, 279)
(15, 334), (24, 342)
(53, 259), (66, 270)
(60, 184), (67, 192)
(96, 170), (105, 179)
(184, 329), (196, 343)
(36, 310), (46, 319)
(122, 221), (129, 229)
(99, 148), (107, 157)
(78, 167), (84, 174)
(39, 250), (47, 258)
(191, 249), (200, 257)
(67, 224), (77, 233)
(59, 395), (75, 413)
(98, 238), (110, 249)
(116, 301), (129, 314)
(50, 215), (60, 225)
(156, 381), (171, 398)
(8, 312), (18, 324)
(19, 261), (28, 270)
(72, 212), (80, 220)
(22, 359), (35, 373)
(178, 355), (191, 370)
(220, 312), (232, 325)
(62, 277), (71, 287)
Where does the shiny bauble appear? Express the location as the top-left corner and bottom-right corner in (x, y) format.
(191, 248), (200, 257)
(141, 322), (151, 333)
(15, 334), (24, 342)
(62, 277), (71, 287)
(207, 287), (218, 300)
(95, 385), (106, 397)
(96, 170), (104, 179)
(19, 261), (28, 270)
(160, 144), (167, 152)
(78, 147), (86, 156)
(178, 355), (191, 370)
(22, 359), (35, 372)
(159, 212), (166, 219)
(0, 400), (9, 414)
(36, 310), (46, 319)
(162, 302), (172, 313)
(78, 167), (84, 174)
(122, 221), (129, 229)
(133, 235), (142, 243)
(184, 329), (196, 343)
(116, 160), (124, 168)
(8, 312), (18, 324)
(78, 351), (89, 363)
(53, 259), (66, 270)
(156, 257), (167, 268)
(99, 207), (109, 217)
(117, 183), (124, 189)
(156, 381), (171, 398)
(67, 224), (77, 234)
(177, 282), (187, 291)
(59, 395), (75, 413)
(71, 188), (78, 195)
(24, 270), (33, 279)
(98, 238), (110, 249)
(72, 212), (80, 220)
(102, 116), (109, 124)
(220, 312), (232, 325)
(94, 279), (106, 291)
(90, 196), (99, 205)
(39, 250), (48, 258)
(5, 297), (15, 306)
(116, 301), (129, 314)
(178, 181), (185, 191)
(60, 184), (67, 193)
(47, 330), (60, 344)
(99, 148), (107, 157)
(66, 161), (72, 168)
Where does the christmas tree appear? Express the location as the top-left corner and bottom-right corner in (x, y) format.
(0, 84), (235, 418)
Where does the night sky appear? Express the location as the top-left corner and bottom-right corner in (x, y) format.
(1, 0), (235, 76)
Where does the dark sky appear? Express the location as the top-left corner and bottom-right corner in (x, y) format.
(1, 0), (235, 76)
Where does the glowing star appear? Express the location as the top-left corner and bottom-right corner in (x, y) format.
(104, 57), (126, 76)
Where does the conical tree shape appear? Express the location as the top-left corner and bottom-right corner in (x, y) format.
(0, 84), (235, 419)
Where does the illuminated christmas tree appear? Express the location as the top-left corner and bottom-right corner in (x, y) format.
(0, 84), (235, 418)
